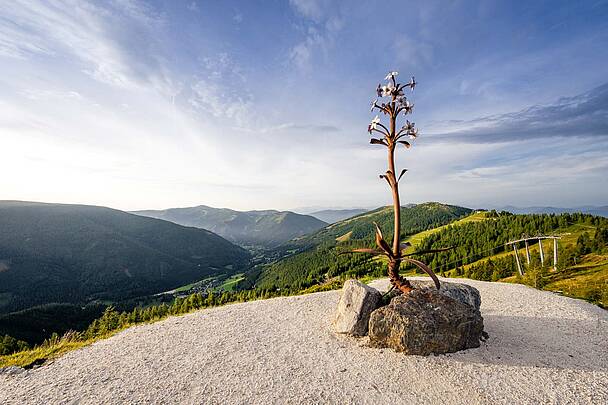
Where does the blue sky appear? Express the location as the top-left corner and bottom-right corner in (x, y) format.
(1, 0), (607, 211)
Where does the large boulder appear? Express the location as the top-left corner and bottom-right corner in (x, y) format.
(410, 280), (481, 310)
(368, 289), (484, 355)
(334, 279), (382, 336)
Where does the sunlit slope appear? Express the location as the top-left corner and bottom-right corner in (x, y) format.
(413, 212), (608, 307)
(254, 203), (472, 290)
(289, 202), (472, 249)
(405, 210), (489, 247)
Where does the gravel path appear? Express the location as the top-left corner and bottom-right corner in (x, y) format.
(1, 278), (607, 404)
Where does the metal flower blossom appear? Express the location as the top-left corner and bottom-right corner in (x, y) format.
(367, 115), (381, 134)
(346, 71), (448, 294)
(385, 71), (399, 80)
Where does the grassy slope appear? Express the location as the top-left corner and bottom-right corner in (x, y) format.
(436, 222), (607, 307)
(218, 274), (246, 292)
(405, 211), (489, 247)
(543, 255), (608, 307)
(289, 202), (473, 248)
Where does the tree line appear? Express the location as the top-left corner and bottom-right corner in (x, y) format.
(416, 212), (608, 273)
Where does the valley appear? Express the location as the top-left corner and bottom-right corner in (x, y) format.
(0, 200), (607, 368)
(132, 205), (327, 248)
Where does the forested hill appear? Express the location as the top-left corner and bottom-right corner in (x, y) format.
(252, 203), (473, 290)
(255, 209), (608, 307)
(410, 212), (608, 308)
(416, 211), (608, 272)
(132, 205), (327, 248)
(0, 201), (251, 314)
(286, 202), (472, 250)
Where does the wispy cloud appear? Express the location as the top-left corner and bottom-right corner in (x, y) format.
(394, 36), (435, 70)
(188, 53), (253, 126)
(289, 0), (330, 22)
(428, 83), (608, 143)
(288, 0), (343, 72)
(1, 0), (607, 210)
(0, 0), (167, 90)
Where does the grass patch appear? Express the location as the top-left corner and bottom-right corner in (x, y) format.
(405, 211), (489, 247)
(544, 256), (608, 307)
(0, 330), (117, 369)
(217, 273), (245, 292)
(335, 231), (352, 243)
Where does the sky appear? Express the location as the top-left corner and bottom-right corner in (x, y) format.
(1, 0), (607, 212)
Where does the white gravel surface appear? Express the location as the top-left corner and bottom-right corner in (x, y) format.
(1, 277), (607, 404)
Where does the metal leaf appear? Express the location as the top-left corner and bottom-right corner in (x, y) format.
(370, 138), (386, 145)
(379, 174), (391, 185)
(403, 258), (440, 289)
(373, 222), (393, 256)
(398, 140), (411, 149)
(397, 169), (408, 182)
(373, 221), (383, 240)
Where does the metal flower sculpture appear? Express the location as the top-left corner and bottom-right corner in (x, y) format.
(351, 71), (448, 294)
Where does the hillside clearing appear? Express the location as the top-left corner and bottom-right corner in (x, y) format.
(405, 210), (489, 247)
(1, 278), (606, 404)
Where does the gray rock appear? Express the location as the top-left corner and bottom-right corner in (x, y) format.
(369, 289), (484, 355)
(410, 280), (481, 310)
(334, 279), (382, 336)
(0, 366), (26, 376)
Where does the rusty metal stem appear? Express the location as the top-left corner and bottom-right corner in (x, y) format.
(388, 101), (400, 256)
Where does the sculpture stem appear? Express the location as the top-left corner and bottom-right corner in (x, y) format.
(387, 101), (411, 294)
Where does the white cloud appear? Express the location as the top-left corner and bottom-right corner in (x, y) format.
(0, 0), (166, 90)
(289, 0), (329, 22)
(19, 89), (83, 101)
(188, 53), (253, 126)
(394, 36), (434, 69)
(290, 39), (315, 72)
(287, 1), (343, 72)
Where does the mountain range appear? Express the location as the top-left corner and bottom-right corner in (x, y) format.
(495, 205), (608, 217)
(132, 205), (327, 247)
(307, 209), (367, 224)
(0, 201), (251, 315)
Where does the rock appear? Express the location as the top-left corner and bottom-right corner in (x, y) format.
(410, 280), (481, 310)
(334, 279), (382, 336)
(0, 366), (26, 376)
(369, 289), (484, 355)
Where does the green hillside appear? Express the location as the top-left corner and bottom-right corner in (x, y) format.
(253, 202), (473, 290)
(132, 205), (327, 248)
(412, 211), (608, 307)
(288, 202), (471, 249)
(0, 201), (251, 315)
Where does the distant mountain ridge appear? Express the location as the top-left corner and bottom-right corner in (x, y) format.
(286, 202), (472, 250)
(0, 201), (251, 314)
(496, 205), (608, 217)
(132, 205), (327, 247)
(308, 209), (367, 224)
